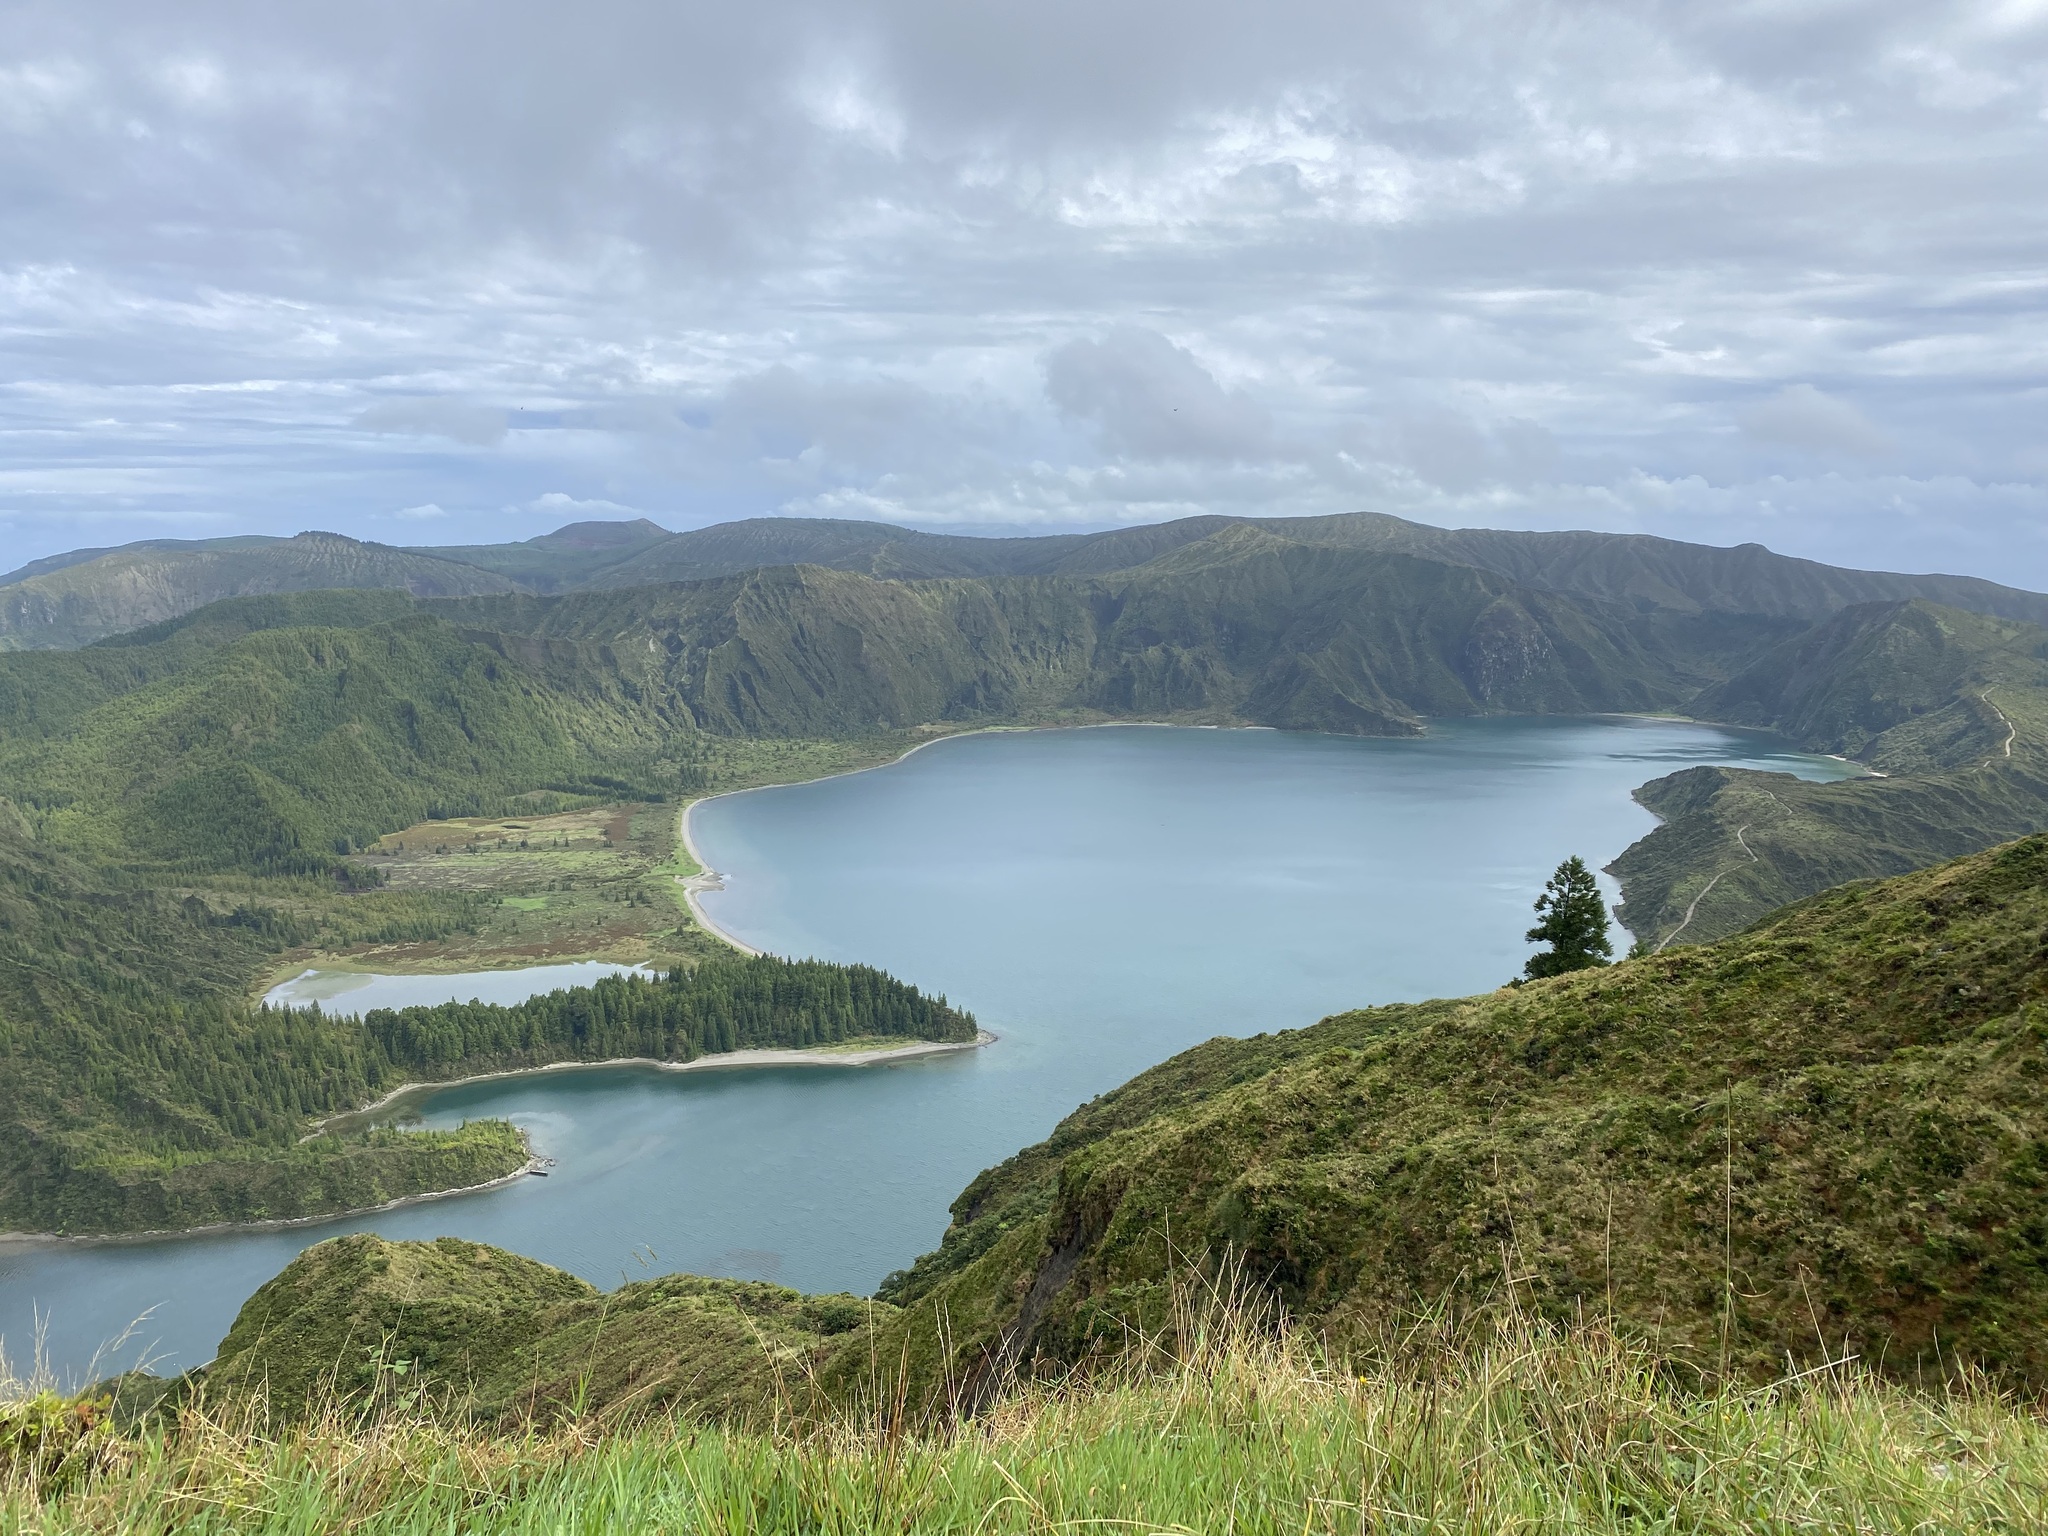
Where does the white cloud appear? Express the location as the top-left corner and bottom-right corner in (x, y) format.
(1044, 328), (1274, 461)
(523, 491), (641, 516)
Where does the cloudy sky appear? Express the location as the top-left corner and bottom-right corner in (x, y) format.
(3, 0), (2045, 583)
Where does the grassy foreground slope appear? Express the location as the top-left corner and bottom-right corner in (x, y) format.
(872, 835), (2048, 1393)
(204, 835), (2048, 1425)
(16, 1314), (2045, 1533)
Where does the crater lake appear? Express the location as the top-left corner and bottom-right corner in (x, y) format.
(0, 719), (1861, 1384)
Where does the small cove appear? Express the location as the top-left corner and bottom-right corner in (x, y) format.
(1, 719), (1862, 1385)
(263, 960), (661, 1015)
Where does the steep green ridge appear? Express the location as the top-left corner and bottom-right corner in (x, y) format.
(0, 604), (684, 874)
(0, 533), (519, 651)
(1262, 513), (2048, 626)
(1615, 600), (2048, 944)
(199, 836), (2048, 1420)
(434, 533), (1789, 737)
(538, 510), (2048, 628)
(409, 518), (672, 592)
(14, 509), (2048, 655)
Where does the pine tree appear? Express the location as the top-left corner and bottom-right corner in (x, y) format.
(1523, 855), (1614, 979)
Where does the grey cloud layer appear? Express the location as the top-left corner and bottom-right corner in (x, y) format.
(1, 0), (2044, 580)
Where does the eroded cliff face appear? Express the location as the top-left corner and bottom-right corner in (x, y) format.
(1460, 596), (1559, 704)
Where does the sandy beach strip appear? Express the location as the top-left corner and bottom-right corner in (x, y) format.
(312, 1029), (997, 1133)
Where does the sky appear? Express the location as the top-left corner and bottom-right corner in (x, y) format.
(2, 0), (2045, 584)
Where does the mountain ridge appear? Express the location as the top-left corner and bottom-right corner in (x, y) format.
(8, 511), (2048, 653)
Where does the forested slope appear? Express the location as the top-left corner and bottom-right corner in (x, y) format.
(0, 921), (973, 1235)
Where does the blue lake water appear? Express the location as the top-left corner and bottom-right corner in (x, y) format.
(0, 719), (1860, 1386)
(264, 960), (659, 1014)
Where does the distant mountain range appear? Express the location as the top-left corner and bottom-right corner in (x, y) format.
(2, 512), (2043, 953)
(8, 511), (2048, 651)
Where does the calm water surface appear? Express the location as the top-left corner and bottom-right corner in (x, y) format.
(264, 961), (659, 1014)
(1, 720), (1859, 1384)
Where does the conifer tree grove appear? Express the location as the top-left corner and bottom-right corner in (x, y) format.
(1523, 855), (1614, 978)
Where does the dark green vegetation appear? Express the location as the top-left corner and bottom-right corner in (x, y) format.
(2, 903), (970, 1235)
(355, 957), (974, 1080)
(1521, 855), (1613, 978)
(187, 836), (2048, 1426)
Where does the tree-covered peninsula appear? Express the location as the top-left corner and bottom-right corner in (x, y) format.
(4, 947), (973, 1236)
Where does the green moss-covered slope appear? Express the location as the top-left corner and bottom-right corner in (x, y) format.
(202, 1233), (884, 1427)
(871, 835), (2048, 1396)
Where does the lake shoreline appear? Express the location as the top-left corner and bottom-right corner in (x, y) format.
(0, 1032), (996, 1249)
(0, 1133), (544, 1252)
(312, 1029), (997, 1133)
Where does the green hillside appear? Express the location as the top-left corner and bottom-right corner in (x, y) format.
(0, 533), (518, 652)
(191, 835), (2048, 1424)
(13, 509), (2048, 656)
(1614, 599), (2048, 944)
(435, 532), (1789, 737)
(864, 835), (2048, 1397)
(7, 525), (2048, 944)
(408, 518), (672, 591)
(0, 604), (687, 875)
